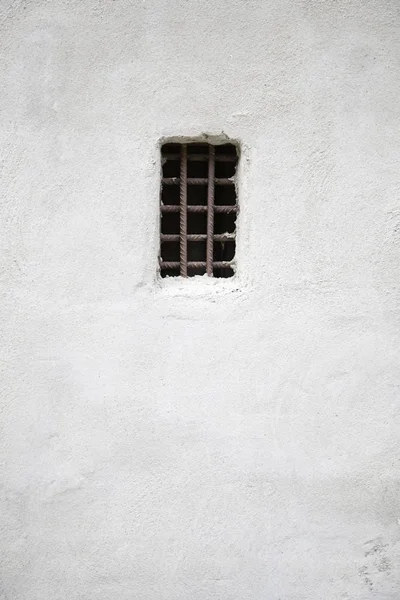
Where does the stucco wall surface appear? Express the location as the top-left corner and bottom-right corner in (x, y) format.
(1, 1), (400, 599)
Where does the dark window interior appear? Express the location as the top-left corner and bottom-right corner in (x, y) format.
(160, 142), (238, 278)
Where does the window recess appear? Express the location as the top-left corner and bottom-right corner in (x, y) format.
(160, 142), (239, 278)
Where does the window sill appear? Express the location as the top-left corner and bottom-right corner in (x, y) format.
(155, 272), (246, 299)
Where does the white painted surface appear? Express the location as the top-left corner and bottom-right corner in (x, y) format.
(1, 1), (400, 598)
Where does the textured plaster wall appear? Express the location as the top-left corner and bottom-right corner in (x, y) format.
(1, 1), (400, 599)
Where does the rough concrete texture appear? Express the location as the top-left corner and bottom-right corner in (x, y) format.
(1, 1), (400, 599)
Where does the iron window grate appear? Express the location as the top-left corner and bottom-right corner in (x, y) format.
(160, 142), (239, 278)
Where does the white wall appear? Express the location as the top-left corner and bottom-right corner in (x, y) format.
(1, 1), (400, 598)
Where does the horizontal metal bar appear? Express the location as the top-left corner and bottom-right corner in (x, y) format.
(161, 205), (238, 213)
(163, 153), (237, 162)
(162, 177), (234, 185)
(161, 234), (235, 242)
(160, 261), (234, 269)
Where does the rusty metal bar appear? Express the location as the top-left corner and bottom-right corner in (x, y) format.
(161, 261), (234, 269)
(161, 205), (237, 213)
(162, 177), (234, 185)
(206, 146), (215, 276)
(179, 145), (187, 277)
(161, 234), (235, 242)
(163, 153), (236, 162)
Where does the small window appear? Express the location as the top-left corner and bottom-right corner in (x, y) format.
(159, 142), (239, 278)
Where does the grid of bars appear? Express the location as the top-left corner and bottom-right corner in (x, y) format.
(160, 142), (238, 278)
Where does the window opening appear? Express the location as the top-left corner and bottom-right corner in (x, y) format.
(160, 142), (238, 278)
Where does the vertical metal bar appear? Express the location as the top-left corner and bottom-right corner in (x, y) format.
(180, 144), (188, 277)
(206, 145), (215, 276)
